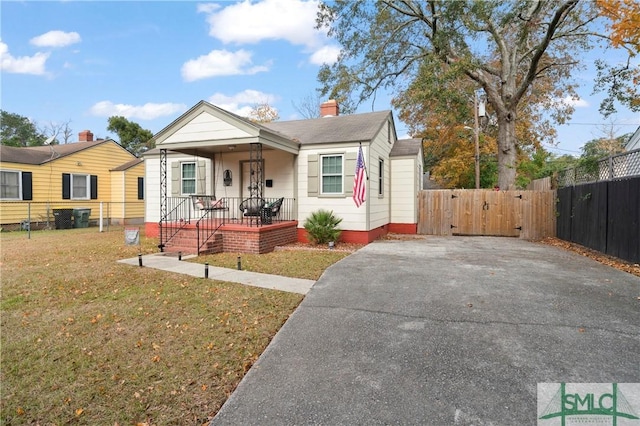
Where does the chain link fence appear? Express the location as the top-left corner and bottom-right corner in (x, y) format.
(557, 148), (640, 188)
(0, 201), (144, 232)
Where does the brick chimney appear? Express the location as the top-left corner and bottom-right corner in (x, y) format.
(320, 99), (339, 117)
(79, 130), (94, 142)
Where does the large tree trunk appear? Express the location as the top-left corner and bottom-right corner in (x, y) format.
(496, 110), (517, 189)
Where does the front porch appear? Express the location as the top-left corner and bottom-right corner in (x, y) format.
(153, 196), (298, 255)
(157, 220), (298, 255)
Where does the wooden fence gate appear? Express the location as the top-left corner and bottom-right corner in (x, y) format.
(418, 189), (556, 239)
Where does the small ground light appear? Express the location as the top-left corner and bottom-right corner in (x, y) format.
(138, 254), (143, 267)
(237, 256), (242, 270)
(178, 251), (182, 261)
(205, 262), (209, 278)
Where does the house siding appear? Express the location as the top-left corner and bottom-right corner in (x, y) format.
(162, 111), (252, 144)
(111, 161), (145, 224)
(111, 171), (125, 220)
(390, 157), (419, 224)
(368, 120), (394, 229)
(296, 120), (395, 233)
(297, 145), (368, 231)
(123, 162), (145, 222)
(0, 141), (138, 225)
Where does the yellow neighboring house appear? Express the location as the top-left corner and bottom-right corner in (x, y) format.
(0, 130), (145, 229)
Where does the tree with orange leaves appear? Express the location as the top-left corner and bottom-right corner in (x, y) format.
(595, 0), (640, 114)
(393, 60), (560, 189)
(318, 1), (639, 189)
(597, 0), (640, 50)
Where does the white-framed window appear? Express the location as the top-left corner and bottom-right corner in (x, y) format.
(71, 174), (90, 199)
(320, 154), (343, 194)
(181, 162), (196, 195)
(378, 158), (384, 196)
(1, 170), (21, 199)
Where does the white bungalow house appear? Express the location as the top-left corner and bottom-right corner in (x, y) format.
(143, 100), (422, 254)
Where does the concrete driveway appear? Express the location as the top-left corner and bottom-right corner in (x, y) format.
(212, 236), (640, 425)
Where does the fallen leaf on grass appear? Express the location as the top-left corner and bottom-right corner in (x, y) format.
(75, 408), (84, 416)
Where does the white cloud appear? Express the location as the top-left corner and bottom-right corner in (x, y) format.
(208, 89), (278, 116)
(198, 0), (336, 65)
(560, 95), (589, 108)
(196, 3), (220, 14)
(30, 30), (81, 48)
(0, 40), (49, 75)
(203, 0), (320, 46)
(309, 45), (340, 65)
(89, 101), (187, 120)
(181, 49), (270, 81)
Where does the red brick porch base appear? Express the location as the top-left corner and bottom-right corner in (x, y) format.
(145, 221), (299, 254)
(221, 222), (298, 254)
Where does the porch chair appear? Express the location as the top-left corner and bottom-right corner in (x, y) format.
(239, 197), (266, 224)
(264, 197), (284, 222)
(191, 195), (227, 212)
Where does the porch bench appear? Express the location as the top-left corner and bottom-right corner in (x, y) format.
(191, 195), (228, 212)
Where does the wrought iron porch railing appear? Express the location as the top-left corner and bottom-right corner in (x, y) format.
(160, 197), (296, 253)
(158, 196), (191, 252)
(195, 208), (226, 255)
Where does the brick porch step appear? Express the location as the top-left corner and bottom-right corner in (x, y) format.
(163, 230), (222, 255)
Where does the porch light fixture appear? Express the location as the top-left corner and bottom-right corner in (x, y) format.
(228, 145), (236, 151)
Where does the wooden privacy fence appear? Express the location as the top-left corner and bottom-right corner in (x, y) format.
(418, 189), (556, 240)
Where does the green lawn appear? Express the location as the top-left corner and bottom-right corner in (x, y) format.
(0, 227), (350, 425)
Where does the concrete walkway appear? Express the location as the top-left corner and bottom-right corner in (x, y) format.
(211, 236), (640, 425)
(117, 253), (315, 295)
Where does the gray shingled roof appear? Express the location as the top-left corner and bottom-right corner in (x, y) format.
(1, 140), (121, 165)
(390, 138), (422, 157)
(110, 158), (143, 171)
(263, 110), (391, 145)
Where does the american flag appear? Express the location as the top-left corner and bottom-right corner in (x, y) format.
(353, 146), (366, 207)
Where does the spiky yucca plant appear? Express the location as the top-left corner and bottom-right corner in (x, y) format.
(303, 209), (343, 245)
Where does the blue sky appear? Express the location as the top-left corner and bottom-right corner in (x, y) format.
(2, 0), (639, 157)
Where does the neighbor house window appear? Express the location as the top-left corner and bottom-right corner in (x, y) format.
(321, 154), (343, 194)
(181, 162), (196, 195)
(1, 170), (20, 199)
(378, 158), (384, 196)
(62, 173), (96, 200)
(72, 174), (90, 199)
(137, 177), (144, 200)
